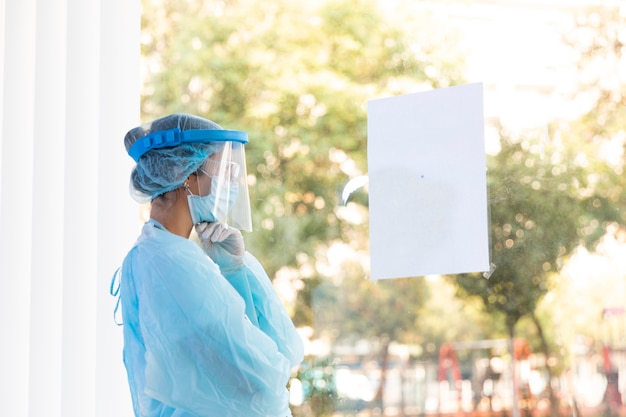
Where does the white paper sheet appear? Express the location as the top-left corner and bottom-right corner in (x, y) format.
(367, 83), (490, 280)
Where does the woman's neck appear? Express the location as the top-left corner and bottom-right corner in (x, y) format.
(150, 188), (193, 238)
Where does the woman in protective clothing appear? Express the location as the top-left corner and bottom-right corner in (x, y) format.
(112, 113), (304, 417)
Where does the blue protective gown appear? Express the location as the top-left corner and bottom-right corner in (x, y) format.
(117, 220), (304, 417)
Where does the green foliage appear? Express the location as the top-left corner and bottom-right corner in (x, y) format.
(141, 0), (626, 361)
(455, 128), (621, 330)
(529, 4), (626, 370)
(314, 276), (428, 344)
(139, 2), (626, 413)
(564, 5), (626, 145)
(294, 356), (338, 417)
(140, 0), (467, 333)
(422, 276), (508, 347)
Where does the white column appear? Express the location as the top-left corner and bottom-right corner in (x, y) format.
(0, 2), (37, 417)
(61, 1), (102, 415)
(28, 0), (67, 416)
(0, 0), (5, 163)
(96, 0), (141, 416)
(0, 1), (140, 416)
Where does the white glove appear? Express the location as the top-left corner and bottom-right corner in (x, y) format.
(195, 222), (245, 271)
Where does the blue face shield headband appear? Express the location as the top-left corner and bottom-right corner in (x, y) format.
(128, 127), (248, 162)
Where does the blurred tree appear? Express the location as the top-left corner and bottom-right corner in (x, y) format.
(140, 0), (468, 412)
(313, 270), (429, 410)
(139, 1), (626, 415)
(453, 126), (623, 416)
(563, 4), (626, 153)
(450, 4), (626, 415)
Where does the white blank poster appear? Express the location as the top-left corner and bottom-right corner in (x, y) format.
(367, 83), (490, 280)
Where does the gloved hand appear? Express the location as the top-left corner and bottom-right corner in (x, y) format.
(195, 222), (245, 271)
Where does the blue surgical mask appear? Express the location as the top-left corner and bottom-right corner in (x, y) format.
(187, 179), (239, 224)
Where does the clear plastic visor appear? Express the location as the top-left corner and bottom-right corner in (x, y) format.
(195, 141), (252, 231)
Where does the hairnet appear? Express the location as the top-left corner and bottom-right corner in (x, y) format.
(125, 113), (226, 203)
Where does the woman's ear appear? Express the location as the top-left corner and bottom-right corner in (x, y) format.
(183, 172), (199, 194)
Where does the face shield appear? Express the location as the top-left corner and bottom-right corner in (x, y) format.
(193, 140), (252, 232)
(126, 125), (252, 231)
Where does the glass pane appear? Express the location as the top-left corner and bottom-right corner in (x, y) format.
(137, 1), (626, 416)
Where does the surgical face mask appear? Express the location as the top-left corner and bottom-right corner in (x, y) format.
(187, 145), (252, 232)
(187, 179), (239, 224)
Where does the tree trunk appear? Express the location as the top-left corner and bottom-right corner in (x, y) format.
(509, 325), (521, 417)
(373, 337), (391, 415)
(531, 313), (560, 417)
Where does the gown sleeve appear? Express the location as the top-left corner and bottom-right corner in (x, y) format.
(220, 252), (305, 368)
(132, 238), (293, 417)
